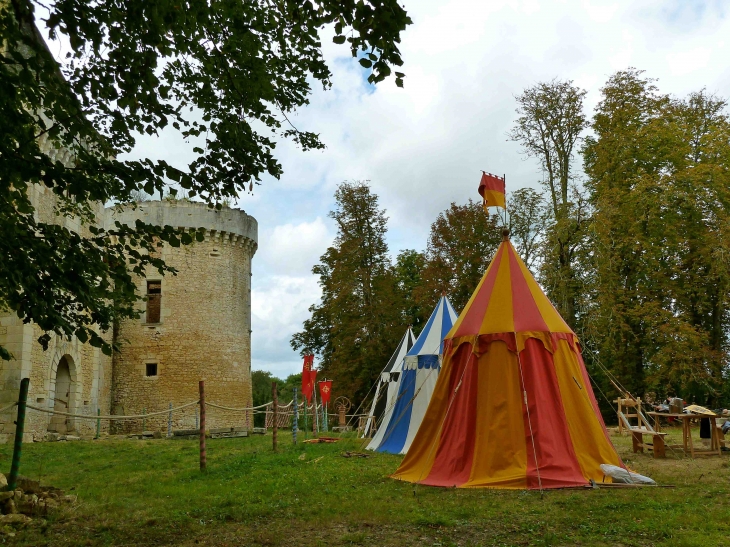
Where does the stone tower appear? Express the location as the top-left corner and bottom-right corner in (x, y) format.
(108, 200), (257, 432)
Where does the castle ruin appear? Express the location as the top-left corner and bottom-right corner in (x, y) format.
(0, 193), (257, 442)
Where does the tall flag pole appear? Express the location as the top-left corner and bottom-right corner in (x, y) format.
(311, 368), (318, 435)
(504, 173), (508, 225)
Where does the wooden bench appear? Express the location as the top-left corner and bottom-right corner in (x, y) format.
(629, 427), (668, 458)
(617, 406), (667, 458)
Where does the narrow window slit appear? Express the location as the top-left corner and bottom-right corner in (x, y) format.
(146, 281), (161, 323)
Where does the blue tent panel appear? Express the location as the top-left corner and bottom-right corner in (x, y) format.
(376, 368), (416, 454)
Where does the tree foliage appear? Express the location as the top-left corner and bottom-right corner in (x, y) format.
(251, 370), (302, 427)
(510, 80), (588, 326)
(0, 0), (411, 359)
(416, 195), (548, 315)
(394, 249), (427, 334)
(290, 181), (404, 402)
(583, 69), (730, 403)
(416, 199), (502, 314)
(507, 187), (549, 272)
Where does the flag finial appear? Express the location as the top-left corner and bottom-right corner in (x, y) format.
(502, 228), (510, 241)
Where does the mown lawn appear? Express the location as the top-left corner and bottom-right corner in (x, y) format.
(1, 428), (729, 546)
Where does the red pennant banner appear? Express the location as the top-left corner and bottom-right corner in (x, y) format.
(318, 380), (333, 406)
(301, 354), (315, 402)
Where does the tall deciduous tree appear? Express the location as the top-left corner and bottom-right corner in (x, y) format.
(417, 195), (550, 315)
(394, 249), (428, 334)
(507, 187), (549, 272)
(0, 0), (411, 359)
(584, 69), (730, 402)
(291, 182), (404, 402)
(416, 199), (502, 314)
(509, 80), (588, 326)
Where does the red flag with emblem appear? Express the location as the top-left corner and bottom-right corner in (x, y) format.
(318, 380), (333, 406)
(301, 354), (315, 402)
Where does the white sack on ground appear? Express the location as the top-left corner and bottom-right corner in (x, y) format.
(600, 464), (656, 485)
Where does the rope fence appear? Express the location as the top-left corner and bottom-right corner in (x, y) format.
(0, 402), (18, 414)
(2, 398), (366, 426)
(24, 400), (200, 421)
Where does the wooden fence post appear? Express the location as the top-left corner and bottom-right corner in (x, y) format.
(199, 381), (206, 471)
(292, 387), (298, 445)
(167, 402), (172, 438)
(272, 382), (278, 452)
(8, 378), (29, 490)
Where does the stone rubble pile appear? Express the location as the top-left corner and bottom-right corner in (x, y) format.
(0, 472), (77, 536)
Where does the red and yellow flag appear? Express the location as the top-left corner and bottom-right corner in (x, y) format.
(478, 172), (506, 210)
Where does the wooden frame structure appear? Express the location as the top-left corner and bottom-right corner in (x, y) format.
(615, 397), (667, 458)
(648, 412), (723, 458)
(715, 418), (727, 450)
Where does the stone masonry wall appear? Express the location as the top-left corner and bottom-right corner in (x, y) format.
(109, 201), (257, 433)
(0, 179), (113, 442)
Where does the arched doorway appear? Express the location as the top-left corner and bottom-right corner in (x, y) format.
(49, 356), (74, 433)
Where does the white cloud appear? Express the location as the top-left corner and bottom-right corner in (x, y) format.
(251, 275), (321, 376)
(257, 218), (333, 277)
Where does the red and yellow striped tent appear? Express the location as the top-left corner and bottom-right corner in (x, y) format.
(393, 233), (623, 489)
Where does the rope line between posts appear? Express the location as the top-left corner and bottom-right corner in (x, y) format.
(0, 402), (18, 413)
(206, 401), (272, 412)
(20, 398), (367, 423)
(25, 400), (200, 420)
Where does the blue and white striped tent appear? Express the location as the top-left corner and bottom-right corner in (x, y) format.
(367, 295), (458, 455)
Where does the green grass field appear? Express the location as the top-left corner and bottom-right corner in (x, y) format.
(1, 428), (728, 546)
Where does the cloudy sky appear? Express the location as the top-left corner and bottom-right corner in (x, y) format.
(70, 0), (728, 377)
